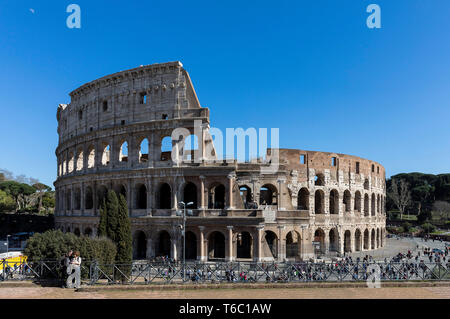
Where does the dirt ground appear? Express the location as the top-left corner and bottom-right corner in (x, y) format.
(0, 286), (449, 299)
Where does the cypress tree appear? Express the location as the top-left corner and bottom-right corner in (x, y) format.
(116, 194), (132, 264)
(105, 190), (119, 243)
(97, 198), (107, 237)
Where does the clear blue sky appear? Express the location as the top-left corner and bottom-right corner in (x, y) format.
(0, 0), (449, 188)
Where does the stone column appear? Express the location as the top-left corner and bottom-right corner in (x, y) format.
(171, 238), (178, 261)
(277, 225), (285, 261)
(146, 236), (154, 259)
(324, 228), (330, 255)
(227, 172), (236, 209)
(255, 225), (264, 262)
(226, 226), (234, 262)
(199, 175), (206, 209)
(198, 226), (206, 262)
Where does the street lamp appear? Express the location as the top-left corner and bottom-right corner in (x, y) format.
(178, 201), (193, 282)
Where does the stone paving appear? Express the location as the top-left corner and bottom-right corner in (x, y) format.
(344, 236), (449, 261)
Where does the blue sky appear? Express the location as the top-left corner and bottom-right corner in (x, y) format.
(0, 0), (449, 188)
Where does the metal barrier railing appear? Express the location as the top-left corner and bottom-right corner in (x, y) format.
(1, 260), (449, 284)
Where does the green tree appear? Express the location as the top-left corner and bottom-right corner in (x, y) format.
(420, 223), (436, 234)
(0, 181), (36, 211)
(116, 194), (132, 263)
(97, 198), (108, 237)
(32, 183), (52, 212)
(105, 191), (119, 242)
(0, 189), (15, 212)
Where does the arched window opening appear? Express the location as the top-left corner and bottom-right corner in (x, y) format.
(364, 179), (369, 190)
(76, 149), (83, 171)
(371, 229), (375, 249)
(329, 189), (339, 214)
(355, 229), (362, 252)
(158, 183), (172, 209)
(156, 231), (171, 257)
(139, 138), (149, 163)
(74, 188), (81, 210)
(183, 134), (198, 162)
(314, 190), (324, 214)
(329, 229), (338, 252)
(236, 232), (252, 259)
(376, 228), (380, 248)
(377, 194), (381, 215)
(119, 141), (128, 162)
(208, 231), (225, 260)
(354, 191), (361, 213)
(371, 193), (376, 216)
(240, 185), (253, 208)
(314, 229), (326, 255)
(208, 184), (225, 209)
(364, 194), (369, 216)
(87, 145), (95, 168)
(343, 190), (351, 213)
(97, 186), (108, 209)
(66, 190), (72, 211)
(68, 152), (74, 173)
(286, 231), (300, 259)
(134, 231), (147, 260)
(183, 182), (198, 209)
(161, 136), (172, 161)
(136, 184), (147, 209)
(185, 231), (197, 260)
(85, 187), (93, 210)
(297, 188), (309, 210)
(363, 229), (369, 250)
(74, 228), (80, 237)
(314, 174), (325, 186)
(259, 184), (277, 205)
(264, 231), (278, 259)
(344, 230), (351, 253)
(101, 144), (110, 166)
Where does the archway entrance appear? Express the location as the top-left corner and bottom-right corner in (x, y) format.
(157, 231), (171, 257)
(185, 231), (197, 260)
(208, 231), (225, 260)
(286, 231), (301, 259)
(209, 184), (225, 209)
(355, 229), (362, 251)
(314, 229), (326, 255)
(264, 231), (278, 259)
(134, 231), (147, 259)
(183, 182), (198, 209)
(236, 232), (252, 259)
(329, 229), (338, 252)
(344, 230), (351, 253)
(158, 183), (171, 209)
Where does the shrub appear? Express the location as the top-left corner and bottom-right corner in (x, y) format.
(402, 222), (412, 233)
(420, 223), (436, 234)
(24, 229), (116, 264)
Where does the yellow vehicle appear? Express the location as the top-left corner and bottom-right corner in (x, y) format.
(0, 252), (27, 275)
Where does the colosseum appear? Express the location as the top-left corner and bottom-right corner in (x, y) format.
(54, 61), (386, 262)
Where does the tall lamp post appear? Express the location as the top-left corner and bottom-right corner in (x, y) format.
(6, 235), (11, 255)
(178, 201), (193, 282)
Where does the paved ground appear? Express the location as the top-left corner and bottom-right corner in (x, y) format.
(346, 236), (448, 260)
(0, 285), (449, 299)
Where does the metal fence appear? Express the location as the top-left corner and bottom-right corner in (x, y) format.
(1, 259), (449, 285)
